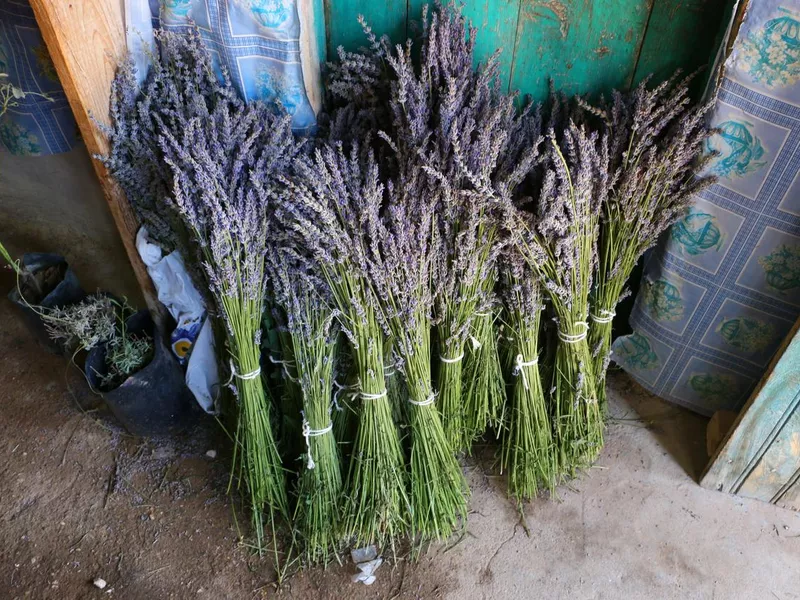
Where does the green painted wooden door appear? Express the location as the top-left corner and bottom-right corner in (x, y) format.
(319, 0), (731, 100)
(701, 318), (800, 511)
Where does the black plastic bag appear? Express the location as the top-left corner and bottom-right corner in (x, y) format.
(85, 310), (193, 437)
(7, 253), (85, 354)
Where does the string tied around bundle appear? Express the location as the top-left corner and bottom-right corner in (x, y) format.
(439, 352), (464, 364)
(360, 389), (388, 400)
(332, 379), (359, 411)
(269, 355), (298, 383)
(407, 391), (437, 407)
(512, 354), (539, 390)
(301, 411), (333, 470)
(557, 321), (589, 344)
(590, 309), (616, 324)
(225, 359), (261, 387)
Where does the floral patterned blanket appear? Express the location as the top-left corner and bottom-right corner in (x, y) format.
(614, 0), (800, 415)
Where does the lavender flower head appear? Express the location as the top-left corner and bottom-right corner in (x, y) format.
(103, 29), (240, 251)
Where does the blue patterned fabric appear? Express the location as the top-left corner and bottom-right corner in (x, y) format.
(613, 0), (800, 416)
(151, 0), (316, 133)
(0, 0), (315, 157)
(0, 0), (77, 155)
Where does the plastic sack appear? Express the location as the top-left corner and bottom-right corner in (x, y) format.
(7, 253), (86, 354)
(85, 310), (192, 436)
(136, 228), (219, 413)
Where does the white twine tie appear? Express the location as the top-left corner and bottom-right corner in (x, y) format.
(590, 309), (616, 324)
(557, 321), (589, 344)
(269, 355), (298, 383)
(407, 391), (436, 407)
(474, 311), (491, 318)
(469, 334), (482, 350)
(332, 380), (359, 411)
(439, 352), (464, 364)
(225, 359), (261, 387)
(301, 412), (333, 470)
(360, 389), (388, 400)
(512, 354), (539, 390)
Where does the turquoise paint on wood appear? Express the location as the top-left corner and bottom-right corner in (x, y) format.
(320, 0), (732, 103)
(701, 317), (800, 507)
(407, 0), (523, 93)
(324, 0), (407, 58)
(633, 0), (730, 87)
(313, 0), (327, 64)
(509, 0), (653, 102)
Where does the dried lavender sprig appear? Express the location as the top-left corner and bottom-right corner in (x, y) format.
(578, 72), (716, 401)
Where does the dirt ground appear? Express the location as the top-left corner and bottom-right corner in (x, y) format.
(1, 292), (799, 600)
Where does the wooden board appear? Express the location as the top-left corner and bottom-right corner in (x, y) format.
(323, 0), (407, 60)
(701, 317), (800, 506)
(406, 0), (523, 93)
(509, 0), (653, 102)
(632, 0), (731, 87)
(324, 0), (733, 103)
(29, 0), (162, 318)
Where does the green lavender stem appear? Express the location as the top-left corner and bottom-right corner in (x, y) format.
(291, 302), (342, 564)
(501, 298), (556, 501)
(338, 287), (409, 549)
(463, 310), (505, 448)
(436, 333), (467, 452)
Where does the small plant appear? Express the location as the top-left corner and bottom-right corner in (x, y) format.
(0, 240), (47, 300)
(44, 294), (153, 389)
(1, 72), (54, 118)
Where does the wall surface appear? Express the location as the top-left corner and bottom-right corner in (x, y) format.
(322, 0), (732, 100)
(0, 144), (142, 304)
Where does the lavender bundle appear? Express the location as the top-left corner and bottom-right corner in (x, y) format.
(268, 251), (342, 564)
(106, 31), (306, 546)
(102, 29), (229, 253)
(578, 73), (716, 401)
(516, 123), (609, 473)
(276, 143), (410, 550)
(369, 163), (468, 540)
(499, 247), (557, 501)
(326, 3), (537, 452)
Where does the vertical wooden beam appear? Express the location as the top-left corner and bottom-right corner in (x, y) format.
(29, 0), (161, 316)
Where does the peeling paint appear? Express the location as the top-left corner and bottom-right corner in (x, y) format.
(595, 45), (611, 58)
(521, 0), (570, 39)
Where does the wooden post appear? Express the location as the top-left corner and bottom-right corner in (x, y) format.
(29, 0), (163, 319)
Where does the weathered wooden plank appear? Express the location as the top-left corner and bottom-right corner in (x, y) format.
(633, 0), (731, 87)
(737, 409), (800, 503)
(29, 0), (162, 318)
(701, 317), (800, 495)
(324, 0), (407, 57)
(407, 0), (523, 93)
(775, 470), (800, 511)
(509, 0), (653, 103)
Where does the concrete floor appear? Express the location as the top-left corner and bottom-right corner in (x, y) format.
(0, 292), (798, 599)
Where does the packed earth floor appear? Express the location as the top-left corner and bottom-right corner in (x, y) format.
(1, 296), (799, 600)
